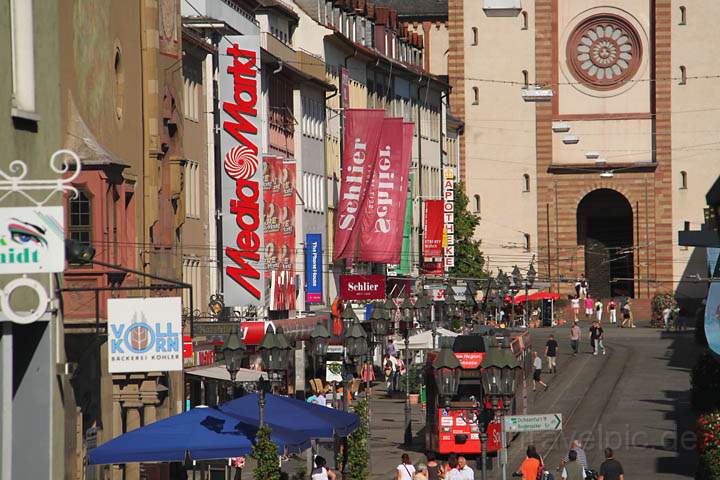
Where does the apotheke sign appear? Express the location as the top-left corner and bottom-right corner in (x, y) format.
(339, 274), (386, 300)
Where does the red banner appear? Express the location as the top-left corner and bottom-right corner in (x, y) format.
(356, 118), (411, 263)
(423, 199), (444, 258)
(339, 274), (386, 300)
(263, 156), (296, 310)
(333, 109), (386, 261)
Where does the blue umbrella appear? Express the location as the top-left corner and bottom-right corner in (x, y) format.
(220, 393), (360, 438)
(88, 406), (310, 465)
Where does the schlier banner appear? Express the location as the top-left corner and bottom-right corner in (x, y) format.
(333, 109), (385, 261)
(357, 119), (412, 263)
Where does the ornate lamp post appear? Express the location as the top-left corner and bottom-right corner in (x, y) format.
(259, 327), (291, 426)
(369, 302), (390, 392)
(223, 325), (246, 397)
(344, 317), (368, 412)
(524, 261), (536, 327)
(480, 337), (521, 480)
(444, 291), (458, 328)
(431, 337), (461, 406)
(309, 321), (330, 380)
(399, 295), (415, 445)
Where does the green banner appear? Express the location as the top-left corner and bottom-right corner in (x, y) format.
(398, 173), (414, 275)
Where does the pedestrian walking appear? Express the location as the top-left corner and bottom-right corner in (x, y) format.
(574, 277), (582, 298)
(595, 299), (604, 322)
(425, 452), (443, 480)
(559, 440), (588, 470)
(516, 445), (542, 480)
(532, 351), (548, 391)
(414, 463), (429, 480)
(607, 299), (617, 325)
(571, 296), (580, 321)
(559, 450), (584, 480)
(387, 339), (398, 357)
(590, 321), (605, 355)
(598, 448), (624, 480)
(457, 456), (474, 480)
(312, 456), (337, 480)
(570, 322), (581, 356)
(584, 296), (594, 319)
(444, 455), (462, 480)
(580, 274), (589, 298)
(621, 300), (634, 328)
(662, 305), (673, 332)
(545, 334), (558, 373)
(397, 454), (416, 480)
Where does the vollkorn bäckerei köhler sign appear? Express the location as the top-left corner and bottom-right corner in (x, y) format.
(108, 297), (183, 373)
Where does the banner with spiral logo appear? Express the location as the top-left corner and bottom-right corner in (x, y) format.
(219, 35), (264, 307)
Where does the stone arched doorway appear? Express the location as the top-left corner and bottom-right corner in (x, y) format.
(576, 189), (634, 298)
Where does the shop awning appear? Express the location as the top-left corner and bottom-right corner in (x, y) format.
(88, 405), (310, 465)
(393, 328), (458, 350)
(514, 291), (561, 303)
(220, 393), (359, 438)
(185, 365), (267, 383)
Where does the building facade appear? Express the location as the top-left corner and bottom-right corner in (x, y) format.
(445, 0), (719, 304)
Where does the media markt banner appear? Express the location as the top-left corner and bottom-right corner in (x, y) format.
(0, 206), (65, 273)
(108, 297), (182, 373)
(397, 172), (414, 275)
(219, 35), (264, 307)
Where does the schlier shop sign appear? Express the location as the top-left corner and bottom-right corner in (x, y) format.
(339, 274), (386, 300)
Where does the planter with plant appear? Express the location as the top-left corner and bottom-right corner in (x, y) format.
(697, 411), (720, 479)
(651, 292), (677, 328)
(346, 399), (369, 480)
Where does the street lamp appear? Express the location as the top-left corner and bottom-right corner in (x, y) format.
(223, 325), (246, 387)
(481, 337), (521, 480)
(341, 303), (358, 334)
(431, 337), (461, 405)
(309, 321), (330, 380)
(444, 291), (458, 327)
(399, 295), (415, 445)
(259, 327), (291, 426)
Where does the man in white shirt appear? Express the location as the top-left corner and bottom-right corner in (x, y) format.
(457, 456), (475, 480)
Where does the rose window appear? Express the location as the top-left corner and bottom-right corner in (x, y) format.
(567, 15), (642, 90)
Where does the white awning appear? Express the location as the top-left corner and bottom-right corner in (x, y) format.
(185, 365), (267, 383)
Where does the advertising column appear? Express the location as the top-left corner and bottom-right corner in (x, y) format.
(219, 36), (264, 307)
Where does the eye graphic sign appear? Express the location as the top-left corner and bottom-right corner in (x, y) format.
(108, 297), (183, 373)
(0, 206), (65, 274)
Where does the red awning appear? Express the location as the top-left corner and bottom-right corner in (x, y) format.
(513, 291), (561, 303)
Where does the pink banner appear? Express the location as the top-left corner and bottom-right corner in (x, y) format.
(356, 119), (413, 263)
(333, 109), (386, 261)
(423, 199), (444, 258)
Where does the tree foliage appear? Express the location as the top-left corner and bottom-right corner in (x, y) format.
(251, 425), (280, 480)
(449, 182), (486, 279)
(346, 399), (369, 480)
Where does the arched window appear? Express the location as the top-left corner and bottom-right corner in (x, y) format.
(472, 87), (479, 105)
(471, 27), (478, 46)
(522, 70), (529, 87)
(680, 170), (688, 189)
(69, 191), (92, 246)
(521, 11), (528, 30)
(679, 6), (687, 25)
(474, 194), (481, 214)
(680, 65), (687, 85)
(524, 233), (531, 251)
(523, 174), (530, 192)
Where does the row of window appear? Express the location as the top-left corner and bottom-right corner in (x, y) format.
(182, 257), (203, 310)
(303, 172), (326, 214)
(183, 79), (200, 122)
(185, 161), (201, 218)
(301, 96), (324, 140)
